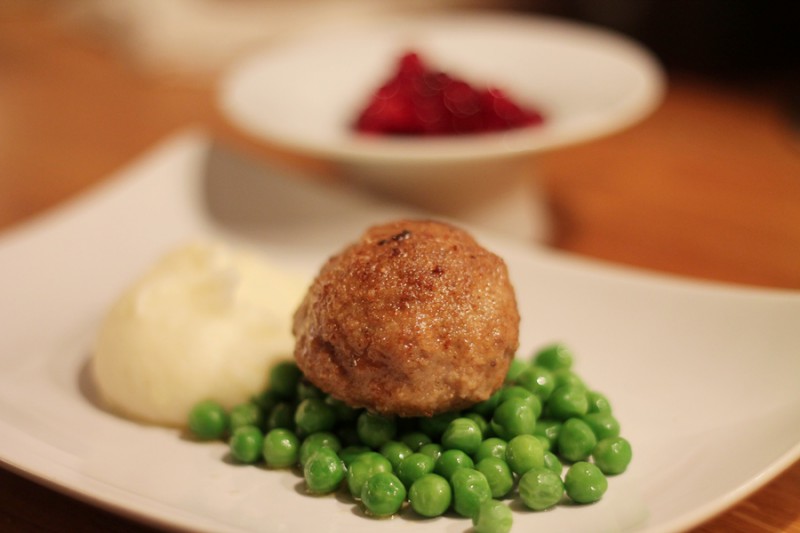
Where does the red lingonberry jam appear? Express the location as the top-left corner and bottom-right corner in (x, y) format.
(354, 51), (544, 136)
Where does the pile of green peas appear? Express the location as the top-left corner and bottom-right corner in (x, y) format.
(188, 343), (632, 533)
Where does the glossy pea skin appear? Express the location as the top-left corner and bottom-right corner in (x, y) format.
(269, 361), (302, 400)
(586, 390), (613, 414)
(397, 452), (436, 488)
(380, 440), (413, 471)
(546, 384), (589, 421)
(434, 449), (474, 480)
(533, 343), (573, 371)
(490, 397), (536, 440)
(294, 398), (337, 436)
(505, 434), (545, 476)
(408, 473), (452, 518)
(357, 412), (396, 449)
(516, 365), (556, 401)
(442, 417), (483, 454)
(450, 468), (492, 518)
(582, 412), (621, 441)
(229, 425), (264, 464)
(346, 452), (393, 498)
(463, 412), (491, 437)
(262, 428), (299, 468)
(499, 388), (543, 419)
(593, 437), (633, 475)
(564, 461), (608, 504)
(324, 395), (359, 424)
(299, 431), (341, 467)
(361, 472), (406, 517)
(188, 400), (228, 441)
(472, 499), (513, 533)
(518, 467), (564, 511)
(475, 457), (514, 498)
(304, 447), (345, 495)
(228, 402), (263, 432)
(557, 418), (597, 462)
(418, 443), (443, 462)
(534, 418), (562, 450)
(473, 437), (508, 463)
(401, 431), (432, 452)
(543, 450), (563, 475)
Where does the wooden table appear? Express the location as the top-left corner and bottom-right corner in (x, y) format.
(2, 6), (799, 532)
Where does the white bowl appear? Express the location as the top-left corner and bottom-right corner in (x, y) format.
(219, 11), (665, 236)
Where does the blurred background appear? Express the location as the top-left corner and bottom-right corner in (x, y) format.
(0, 1), (799, 531)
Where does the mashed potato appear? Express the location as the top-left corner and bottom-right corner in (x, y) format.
(92, 241), (307, 427)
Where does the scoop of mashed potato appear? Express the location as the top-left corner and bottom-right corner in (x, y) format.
(92, 241), (307, 427)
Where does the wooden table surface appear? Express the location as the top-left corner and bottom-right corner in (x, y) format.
(2, 5), (799, 532)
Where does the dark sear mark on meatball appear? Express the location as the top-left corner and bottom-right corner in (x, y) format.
(378, 229), (412, 245)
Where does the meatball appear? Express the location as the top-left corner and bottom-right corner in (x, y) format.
(292, 219), (519, 417)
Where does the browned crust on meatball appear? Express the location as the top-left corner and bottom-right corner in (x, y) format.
(292, 219), (519, 417)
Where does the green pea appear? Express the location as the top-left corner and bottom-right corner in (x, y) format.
(473, 437), (508, 462)
(442, 417), (483, 454)
(294, 398), (336, 436)
(505, 434), (545, 476)
(296, 378), (325, 401)
(269, 361), (301, 400)
(262, 428), (299, 468)
(357, 412), (396, 449)
(228, 425), (263, 464)
(475, 457), (514, 498)
(543, 450), (563, 475)
(533, 418), (562, 450)
(188, 400), (228, 441)
(251, 390), (278, 414)
(586, 390), (613, 414)
(516, 365), (556, 401)
(336, 424), (361, 447)
(324, 395), (359, 424)
(361, 472), (406, 517)
(434, 449), (474, 480)
(229, 402), (263, 432)
(400, 431), (432, 452)
(380, 440), (413, 471)
(582, 412), (621, 441)
(471, 390), (502, 417)
(303, 447), (345, 495)
(463, 412), (491, 437)
(552, 368), (586, 390)
(546, 385), (588, 420)
(472, 500), (513, 533)
(498, 388), (543, 419)
(564, 461), (607, 504)
(418, 443), (443, 462)
(557, 418), (597, 462)
(408, 473), (452, 518)
(518, 467), (564, 511)
(299, 431), (341, 467)
(346, 452), (392, 498)
(265, 401), (295, 431)
(498, 385), (535, 404)
(533, 343), (573, 371)
(593, 437), (632, 475)
(450, 468), (492, 518)
(505, 358), (528, 383)
(338, 445), (370, 467)
(418, 411), (459, 439)
(397, 452), (436, 488)
(490, 397), (536, 440)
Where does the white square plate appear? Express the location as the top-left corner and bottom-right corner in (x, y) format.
(1, 131), (798, 532)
